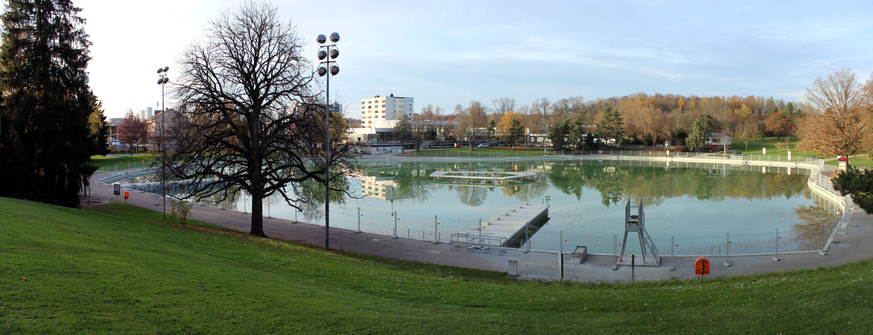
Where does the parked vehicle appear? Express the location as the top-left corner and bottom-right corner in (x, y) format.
(477, 143), (489, 148)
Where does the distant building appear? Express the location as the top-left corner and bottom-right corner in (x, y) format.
(360, 94), (413, 128)
(138, 107), (153, 121)
(145, 109), (179, 151)
(107, 118), (124, 141)
(706, 133), (732, 150)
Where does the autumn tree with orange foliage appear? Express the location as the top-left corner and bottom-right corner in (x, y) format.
(795, 68), (873, 163)
(764, 112), (793, 141)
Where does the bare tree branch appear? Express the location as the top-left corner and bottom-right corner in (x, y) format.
(164, 1), (356, 237)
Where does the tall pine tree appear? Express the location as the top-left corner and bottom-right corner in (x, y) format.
(0, 0), (105, 207)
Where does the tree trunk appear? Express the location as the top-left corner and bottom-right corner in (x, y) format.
(250, 194), (266, 237)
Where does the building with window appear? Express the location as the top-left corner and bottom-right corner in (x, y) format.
(138, 107), (153, 121)
(360, 94), (413, 129)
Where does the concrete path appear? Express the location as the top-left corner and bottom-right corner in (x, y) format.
(85, 161), (873, 283)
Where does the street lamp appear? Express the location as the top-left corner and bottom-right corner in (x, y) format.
(157, 66), (169, 218)
(317, 32), (340, 250)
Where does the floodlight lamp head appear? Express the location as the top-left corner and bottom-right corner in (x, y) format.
(157, 68), (162, 73)
(317, 66), (327, 77)
(330, 32), (340, 43)
(330, 65), (339, 76)
(317, 34), (327, 44)
(329, 48), (339, 59)
(157, 78), (163, 84)
(317, 50), (327, 60)
(163, 66), (169, 72)
(162, 78), (169, 84)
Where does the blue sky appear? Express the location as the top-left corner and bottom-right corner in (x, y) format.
(75, 0), (873, 119)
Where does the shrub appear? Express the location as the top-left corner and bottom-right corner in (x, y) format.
(169, 199), (193, 225)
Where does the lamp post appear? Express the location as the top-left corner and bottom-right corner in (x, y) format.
(157, 66), (169, 219)
(317, 32), (340, 250)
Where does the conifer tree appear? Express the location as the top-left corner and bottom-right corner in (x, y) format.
(0, 0), (104, 207)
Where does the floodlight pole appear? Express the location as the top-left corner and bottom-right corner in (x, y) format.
(157, 66), (169, 219)
(317, 33), (340, 250)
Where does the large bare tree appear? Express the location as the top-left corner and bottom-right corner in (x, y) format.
(116, 109), (149, 155)
(455, 101), (487, 150)
(796, 68), (873, 161)
(166, 1), (355, 237)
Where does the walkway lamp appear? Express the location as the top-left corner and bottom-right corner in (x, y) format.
(317, 32), (340, 250)
(157, 66), (169, 218)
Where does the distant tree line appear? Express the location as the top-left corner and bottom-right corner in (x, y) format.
(409, 93), (813, 151)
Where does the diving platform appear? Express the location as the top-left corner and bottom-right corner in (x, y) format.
(617, 199), (660, 267)
(454, 202), (550, 249)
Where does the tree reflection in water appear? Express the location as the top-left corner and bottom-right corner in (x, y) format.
(303, 177), (350, 222)
(792, 204), (838, 250)
(346, 160), (812, 210)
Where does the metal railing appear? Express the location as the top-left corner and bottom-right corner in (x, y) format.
(450, 233), (506, 254)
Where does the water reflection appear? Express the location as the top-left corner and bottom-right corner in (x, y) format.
(792, 204), (839, 250)
(118, 159), (819, 253)
(452, 185), (488, 207)
(293, 176), (350, 222)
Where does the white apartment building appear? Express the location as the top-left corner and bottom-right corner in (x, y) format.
(360, 94), (414, 128)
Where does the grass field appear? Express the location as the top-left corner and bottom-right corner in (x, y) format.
(2, 197), (873, 333)
(90, 154), (158, 172)
(404, 147), (556, 158)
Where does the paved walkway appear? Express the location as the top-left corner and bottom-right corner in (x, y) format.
(85, 159), (873, 283)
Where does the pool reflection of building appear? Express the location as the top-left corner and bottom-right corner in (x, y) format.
(354, 175), (401, 201)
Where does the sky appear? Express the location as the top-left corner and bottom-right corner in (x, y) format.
(74, 0), (873, 119)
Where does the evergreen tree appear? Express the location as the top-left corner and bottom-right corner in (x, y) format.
(547, 120), (568, 150)
(503, 119), (524, 151)
(834, 168), (873, 214)
(584, 132), (597, 151)
(568, 115), (587, 150)
(687, 113), (714, 150)
(0, 0), (103, 207)
(596, 107), (624, 144)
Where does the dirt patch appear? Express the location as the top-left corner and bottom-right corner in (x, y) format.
(79, 194), (115, 208)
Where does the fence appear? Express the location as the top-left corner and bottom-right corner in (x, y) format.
(99, 150), (850, 258)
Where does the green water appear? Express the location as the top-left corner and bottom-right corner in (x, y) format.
(276, 159), (824, 255)
(117, 158), (831, 255)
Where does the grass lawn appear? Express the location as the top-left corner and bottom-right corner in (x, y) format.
(90, 154), (159, 171)
(3, 197), (873, 333)
(405, 147), (559, 158)
(825, 156), (873, 168)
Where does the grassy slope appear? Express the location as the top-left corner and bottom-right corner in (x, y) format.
(2, 197), (873, 333)
(90, 154), (158, 170)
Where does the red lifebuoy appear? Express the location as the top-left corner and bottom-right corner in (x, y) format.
(695, 257), (710, 275)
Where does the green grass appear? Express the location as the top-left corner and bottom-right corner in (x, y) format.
(3, 197), (873, 333)
(732, 136), (828, 158)
(404, 147), (559, 158)
(826, 156), (873, 168)
(90, 154), (158, 172)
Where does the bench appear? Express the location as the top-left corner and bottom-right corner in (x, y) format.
(570, 246), (588, 264)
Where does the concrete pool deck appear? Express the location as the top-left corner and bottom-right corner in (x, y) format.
(85, 158), (873, 283)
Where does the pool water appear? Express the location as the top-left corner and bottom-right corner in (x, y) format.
(118, 158), (830, 255)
